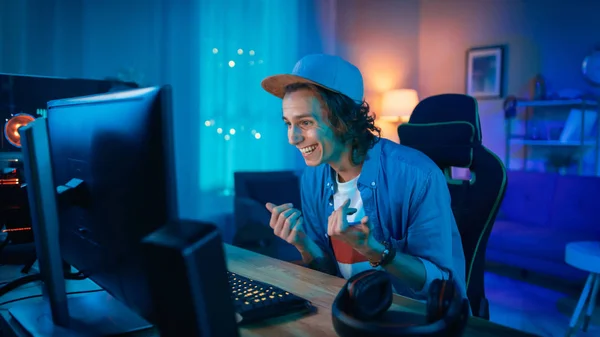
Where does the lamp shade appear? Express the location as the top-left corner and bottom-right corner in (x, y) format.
(379, 89), (419, 121)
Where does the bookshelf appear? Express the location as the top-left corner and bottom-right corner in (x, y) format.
(505, 99), (600, 175)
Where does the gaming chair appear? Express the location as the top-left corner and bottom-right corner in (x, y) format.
(398, 93), (508, 320)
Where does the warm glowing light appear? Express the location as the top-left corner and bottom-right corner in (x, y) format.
(352, 51), (407, 93)
(2, 227), (31, 232)
(379, 89), (419, 121)
(217, 128), (223, 134)
(249, 50), (255, 56)
(237, 49), (243, 55)
(228, 61), (235, 67)
(0, 178), (19, 185)
(4, 113), (35, 148)
(212, 48), (219, 54)
(224, 134), (231, 141)
(204, 120), (211, 127)
(229, 128), (236, 135)
(254, 133), (261, 139)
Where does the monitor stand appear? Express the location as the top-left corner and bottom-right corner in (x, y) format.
(8, 291), (153, 337)
(15, 118), (152, 336)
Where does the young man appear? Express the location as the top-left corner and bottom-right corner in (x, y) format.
(260, 54), (467, 300)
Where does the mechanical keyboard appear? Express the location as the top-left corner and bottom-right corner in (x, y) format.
(228, 271), (315, 325)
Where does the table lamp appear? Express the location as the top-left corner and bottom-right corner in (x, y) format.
(379, 89), (419, 123)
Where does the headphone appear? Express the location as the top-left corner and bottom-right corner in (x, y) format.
(331, 269), (470, 337)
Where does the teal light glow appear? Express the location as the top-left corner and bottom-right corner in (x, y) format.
(198, 0), (324, 193)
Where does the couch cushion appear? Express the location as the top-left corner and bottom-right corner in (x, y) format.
(488, 220), (600, 262)
(498, 171), (558, 227)
(549, 175), (600, 231)
(486, 248), (587, 282)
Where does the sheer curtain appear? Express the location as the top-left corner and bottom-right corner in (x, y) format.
(197, 0), (336, 194)
(0, 0), (84, 78)
(0, 0), (337, 220)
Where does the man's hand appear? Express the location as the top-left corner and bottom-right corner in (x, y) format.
(265, 202), (307, 249)
(266, 202), (337, 275)
(328, 199), (376, 254)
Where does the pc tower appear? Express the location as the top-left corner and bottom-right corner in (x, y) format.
(0, 74), (137, 246)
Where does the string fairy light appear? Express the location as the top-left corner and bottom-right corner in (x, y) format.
(207, 46), (265, 141)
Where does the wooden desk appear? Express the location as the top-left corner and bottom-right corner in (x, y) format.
(0, 244), (537, 337)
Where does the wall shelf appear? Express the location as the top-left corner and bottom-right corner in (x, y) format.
(505, 99), (600, 175)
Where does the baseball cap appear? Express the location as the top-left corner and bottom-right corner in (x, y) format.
(261, 54), (364, 103)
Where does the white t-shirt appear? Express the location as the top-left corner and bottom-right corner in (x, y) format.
(330, 174), (386, 279)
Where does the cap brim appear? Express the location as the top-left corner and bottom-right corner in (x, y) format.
(261, 74), (336, 99)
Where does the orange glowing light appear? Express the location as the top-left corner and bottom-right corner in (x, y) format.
(4, 113), (35, 148)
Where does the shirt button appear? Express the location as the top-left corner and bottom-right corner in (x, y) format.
(324, 234), (328, 238)
(328, 202), (333, 206)
(371, 182), (376, 187)
(326, 182), (330, 187)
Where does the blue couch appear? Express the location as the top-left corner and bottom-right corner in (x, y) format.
(486, 171), (600, 283)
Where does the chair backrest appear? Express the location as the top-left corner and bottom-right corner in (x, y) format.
(398, 94), (508, 319)
(232, 171), (302, 261)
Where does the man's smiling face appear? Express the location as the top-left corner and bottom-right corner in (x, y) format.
(282, 88), (345, 167)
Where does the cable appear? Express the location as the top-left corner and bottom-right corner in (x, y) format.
(0, 289), (103, 307)
(0, 271), (87, 298)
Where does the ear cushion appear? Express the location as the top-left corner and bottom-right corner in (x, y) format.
(346, 270), (393, 320)
(426, 278), (456, 323)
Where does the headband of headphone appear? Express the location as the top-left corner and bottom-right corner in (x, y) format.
(331, 270), (470, 337)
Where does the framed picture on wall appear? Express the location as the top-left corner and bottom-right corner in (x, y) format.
(466, 45), (504, 99)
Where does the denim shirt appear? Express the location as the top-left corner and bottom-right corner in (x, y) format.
(300, 138), (467, 300)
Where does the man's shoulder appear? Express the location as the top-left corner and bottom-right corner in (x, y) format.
(378, 138), (440, 178)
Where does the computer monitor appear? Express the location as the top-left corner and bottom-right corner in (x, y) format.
(13, 86), (238, 336)
(48, 86), (178, 316)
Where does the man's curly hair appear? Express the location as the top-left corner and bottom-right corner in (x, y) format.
(284, 82), (381, 165)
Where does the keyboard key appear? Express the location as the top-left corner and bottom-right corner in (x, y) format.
(227, 271), (316, 325)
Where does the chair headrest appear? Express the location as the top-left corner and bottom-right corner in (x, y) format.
(398, 94), (482, 168)
(409, 94), (482, 142)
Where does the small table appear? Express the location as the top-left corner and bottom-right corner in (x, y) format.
(565, 241), (600, 336)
